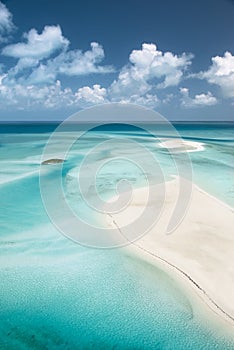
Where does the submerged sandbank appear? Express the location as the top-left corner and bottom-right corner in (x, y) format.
(158, 138), (205, 152)
(106, 178), (234, 329)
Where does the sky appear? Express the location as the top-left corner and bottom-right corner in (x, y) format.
(0, 0), (233, 121)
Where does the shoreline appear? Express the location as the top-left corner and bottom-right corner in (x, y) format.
(105, 178), (234, 333)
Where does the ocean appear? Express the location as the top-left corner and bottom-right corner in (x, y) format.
(0, 122), (234, 349)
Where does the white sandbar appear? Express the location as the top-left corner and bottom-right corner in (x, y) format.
(158, 138), (205, 152)
(106, 178), (234, 328)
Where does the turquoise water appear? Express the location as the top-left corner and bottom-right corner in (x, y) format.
(0, 123), (234, 349)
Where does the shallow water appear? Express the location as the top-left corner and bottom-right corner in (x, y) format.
(0, 123), (234, 349)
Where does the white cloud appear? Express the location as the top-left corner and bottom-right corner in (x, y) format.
(0, 79), (107, 110)
(0, 73), (160, 110)
(180, 87), (217, 108)
(109, 64), (150, 98)
(1, 29), (227, 112)
(57, 42), (114, 76)
(130, 44), (192, 88)
(197, 51), (234, 98)
(26, 42), (114, 84)
(74, 84), (159, 109)
(0, 22), (113, 110)
(0, 1), (15, 43)
(2, 25), (69, 59)
(111, 93), (159, 108)
(110, 43), (193, 99)
(0, 77), (75, 109)
(1, 28), (114, 85)
(75, 84), (107, 107)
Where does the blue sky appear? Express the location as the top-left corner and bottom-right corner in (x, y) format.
(0, 0), (233, 121)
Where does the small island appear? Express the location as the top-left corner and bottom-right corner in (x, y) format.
(41, 158), (65, 165)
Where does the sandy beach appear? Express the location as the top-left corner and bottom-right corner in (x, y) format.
(106, 178), (234, 328)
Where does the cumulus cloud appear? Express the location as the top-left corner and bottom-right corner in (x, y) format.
(197, 51), (234, 98)
(0, 70), (160, 110)
(73, 85), (159, 109)
(180, 87), (217, 108)
(57, 42), (113, 76)
(0, 1), (15, 43)
(0, 79), (107, 110)
(0, 77), (75, 109)
(0, 26), (227, 112)
(0, 22), (113, 110)
(2, 25), (69, 59)
(25, 42), (114, 85)
(110, 43), (193, 99)
(1, 25), (114, 85)
(1, 25), (69, 80)
(75, 84), (107, 107)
